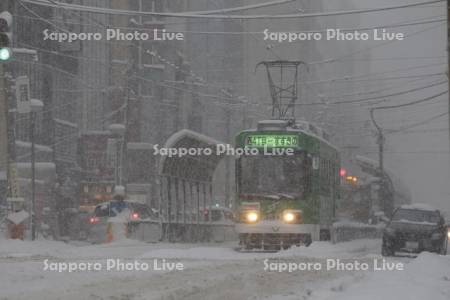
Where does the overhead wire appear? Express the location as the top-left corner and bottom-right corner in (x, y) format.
(21, 0), (445, 20)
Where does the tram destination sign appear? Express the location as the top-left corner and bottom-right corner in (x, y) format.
(245, 134), (299, 148)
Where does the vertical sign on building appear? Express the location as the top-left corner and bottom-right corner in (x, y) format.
(15, 76), (30, 114)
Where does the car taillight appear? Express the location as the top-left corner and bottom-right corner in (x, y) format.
(89, 216), (99, 224)
(131, 212), (139, 220)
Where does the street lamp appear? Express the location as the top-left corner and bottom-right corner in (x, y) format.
(108, 124), (126, 186)
(30, 99), (43, 241)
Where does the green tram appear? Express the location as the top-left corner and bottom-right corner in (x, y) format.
(235, 120), (340, 250)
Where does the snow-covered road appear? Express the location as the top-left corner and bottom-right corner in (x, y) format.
(0, 238), (448, 300)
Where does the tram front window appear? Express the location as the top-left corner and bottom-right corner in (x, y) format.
(239, 153), (308, 197)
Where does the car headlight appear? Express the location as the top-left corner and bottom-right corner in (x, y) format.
(447, 229), (450, 240)
(244, 211), (259, 223)
(282, 210), (303, 224)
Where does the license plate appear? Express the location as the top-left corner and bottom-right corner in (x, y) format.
(405, 241), (419, 249)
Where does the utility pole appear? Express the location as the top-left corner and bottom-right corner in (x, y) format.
(370, 108), (385, 213)
(225, 105), (231, 208)
(30, 110), (36, 240)
(29, 99), (43, 241)
(221, 88), (233, 208)
(1, 9), (19, 223)
(0, 8), (12, 175)
(0, 64), (7, 176)
(447, 0), (450, 181)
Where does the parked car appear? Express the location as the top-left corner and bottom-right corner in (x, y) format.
(203, 206), (235, 224)
(87, 201), (161, 243)
(382, 204), (448, 256)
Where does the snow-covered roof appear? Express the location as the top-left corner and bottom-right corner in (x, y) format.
(127, 142), (154, 150)
(113, 185), (125, 196)
(16, 162), (56, 171)
(127, 183), (152, 191)
(108, 124), (126, 135)
(12, 48), (38, 55)
(83, 130), (110, 136)
(400, 203), (438, 212)
(142, 63), (165, 70)
(257, 120), (287, 125)
(30, 99), (44, 110)
(54, 118), (78, 128)
(163, 129), (223, 149)
(18, 178), (46, 185)
(16, 141), (53, 152)
(159, 129), (226, 182)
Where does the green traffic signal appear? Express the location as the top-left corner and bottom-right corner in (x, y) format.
(0, 48), (11, 61)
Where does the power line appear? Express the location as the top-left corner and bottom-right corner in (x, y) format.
(310, 22), (444, 65)
(304, 67), (445, 86)
(22, 0), (445, 20)
(293, 80), (448, 106)
(12, 12), (446, 35)
(371, 90), (448, 110)
(363, 150), (450, 154)
(20, 0), (446, 95)
(16, 1), (247, 101)
(388, 127), (449, 134)
(386, 112), (449, 133)
(338, 56), (445, 62)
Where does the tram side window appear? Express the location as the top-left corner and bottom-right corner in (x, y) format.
(320, 158), (331, 194)
(305, 156), (312, 194)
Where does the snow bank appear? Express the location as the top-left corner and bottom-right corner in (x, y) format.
(329, 252), (450, 300)
(0, 237), (73, 258)
(140, 246), (244, 260)
(332, 222), (384, 243)
(278, 239), (381, 259)
(333, 221), (385, 229)
(140, 239), (382, 261)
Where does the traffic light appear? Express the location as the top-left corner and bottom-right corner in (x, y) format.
(0, 11), (12, 61)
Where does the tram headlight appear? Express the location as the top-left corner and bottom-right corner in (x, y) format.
(283, 212), (295, 223)
(282, 210), (303, 224)
(246, 211), (259, 223)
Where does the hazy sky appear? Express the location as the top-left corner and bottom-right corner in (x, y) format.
(348, 0), (449, 211)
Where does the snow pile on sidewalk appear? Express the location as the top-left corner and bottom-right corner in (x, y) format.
(0, 236), (73, 258)
(278, 239), (381, 259)
(328, 252), (450, 300)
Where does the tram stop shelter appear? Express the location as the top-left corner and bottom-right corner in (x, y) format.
(158, 129), (229, 241)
